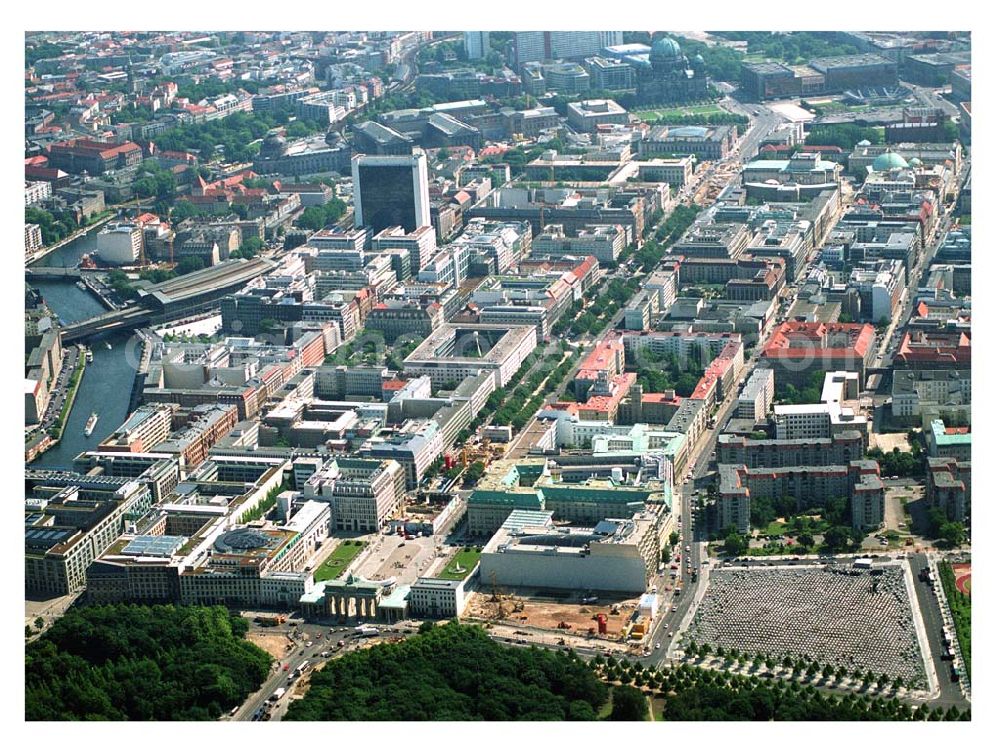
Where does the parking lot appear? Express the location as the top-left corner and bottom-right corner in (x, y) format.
(684, 564), (929, 688)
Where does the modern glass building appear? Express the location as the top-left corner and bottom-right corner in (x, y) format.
(352, 150), (431, 234)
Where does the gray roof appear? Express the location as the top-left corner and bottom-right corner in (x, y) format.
(354, 120), (413, 146)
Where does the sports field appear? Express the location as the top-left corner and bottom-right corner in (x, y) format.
(953, 562), (971, 596)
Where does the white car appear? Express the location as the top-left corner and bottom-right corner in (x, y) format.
(655, 642), (661, 650)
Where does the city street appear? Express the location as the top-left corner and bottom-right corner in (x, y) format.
(231, 623), (362, 722)
(37, 345), (82, 431)
(911, 553), (971, 708)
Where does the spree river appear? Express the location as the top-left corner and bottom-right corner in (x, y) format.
(33, 228), (100, 268)
(30, 275), (140, 470)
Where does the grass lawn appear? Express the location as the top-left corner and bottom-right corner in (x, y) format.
(597, 694), (614, 720)
(650, 696), (666, 720)
(761, 520), (790, 537)
(436, 547), (481, 580)
(635, 103), (726, 121)
(314, 541), (365, 582)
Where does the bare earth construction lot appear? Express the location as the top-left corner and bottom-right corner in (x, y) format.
(466, 589), (638, 636)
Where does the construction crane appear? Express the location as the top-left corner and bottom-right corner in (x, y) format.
(489, 571), (507, 620)
(130, 191), (147, 267)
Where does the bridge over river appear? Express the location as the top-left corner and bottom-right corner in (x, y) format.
(56, 257), (277, 342)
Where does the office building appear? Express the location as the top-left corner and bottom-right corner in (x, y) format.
(403, 323), (537, 389)
(25, 223), (44, 257)
(848, 259), (905, 323)
(635, 157), (695, 187)
(567, 99), (629, 133)
(352, 121), (414, 156)
(718, 460), (884, 533)
(893, 330), (971, 371)
(464, 31), (491, 60)
(302, 457), (406, 532)
(97, 404), (175, 453)
(761, 322), (876, 385)
(352, 150), (431, 234)
(735, 367), (774, 422)
(513, 32), (622, 65)
(541, 63), (591, 94)
(585, 56), (636, 90)
(926, 457), (971, 523)
(468, 457), (671, 539)
(480, 509), (665, 594)
(639, 124), (738, 161)
(365, 300), (444, 343)
(531, 223), (626, 266)
(371, 225), (437, 272)
(26, 474), (153, 596)
(95, 222), (144, 265)
(928, 419), (971, 461)
(890, 369), (970, 425)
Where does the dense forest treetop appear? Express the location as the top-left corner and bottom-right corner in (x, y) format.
(284, 621), (607, 721)
(25, 604), (271, 721)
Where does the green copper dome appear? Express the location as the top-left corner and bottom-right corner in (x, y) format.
(872, 152), (909, 171)
(650, 36), (682, 61)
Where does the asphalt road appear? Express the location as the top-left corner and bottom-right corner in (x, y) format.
(233, 623), (387, 722)
(910, 553), (970, 709)
(39, 345), (83, 429)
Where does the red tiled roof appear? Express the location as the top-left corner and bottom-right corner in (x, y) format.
(578, 336), (624, 375)
(762, 321), (875, 361)
(25, 165), (67, 181)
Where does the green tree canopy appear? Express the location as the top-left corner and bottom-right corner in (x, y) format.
(609, 684), (648, 721)
(284, 622), (607, 721)
(25, 604), (271, 721)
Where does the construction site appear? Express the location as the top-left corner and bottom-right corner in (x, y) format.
(464, 583), (642, 643)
